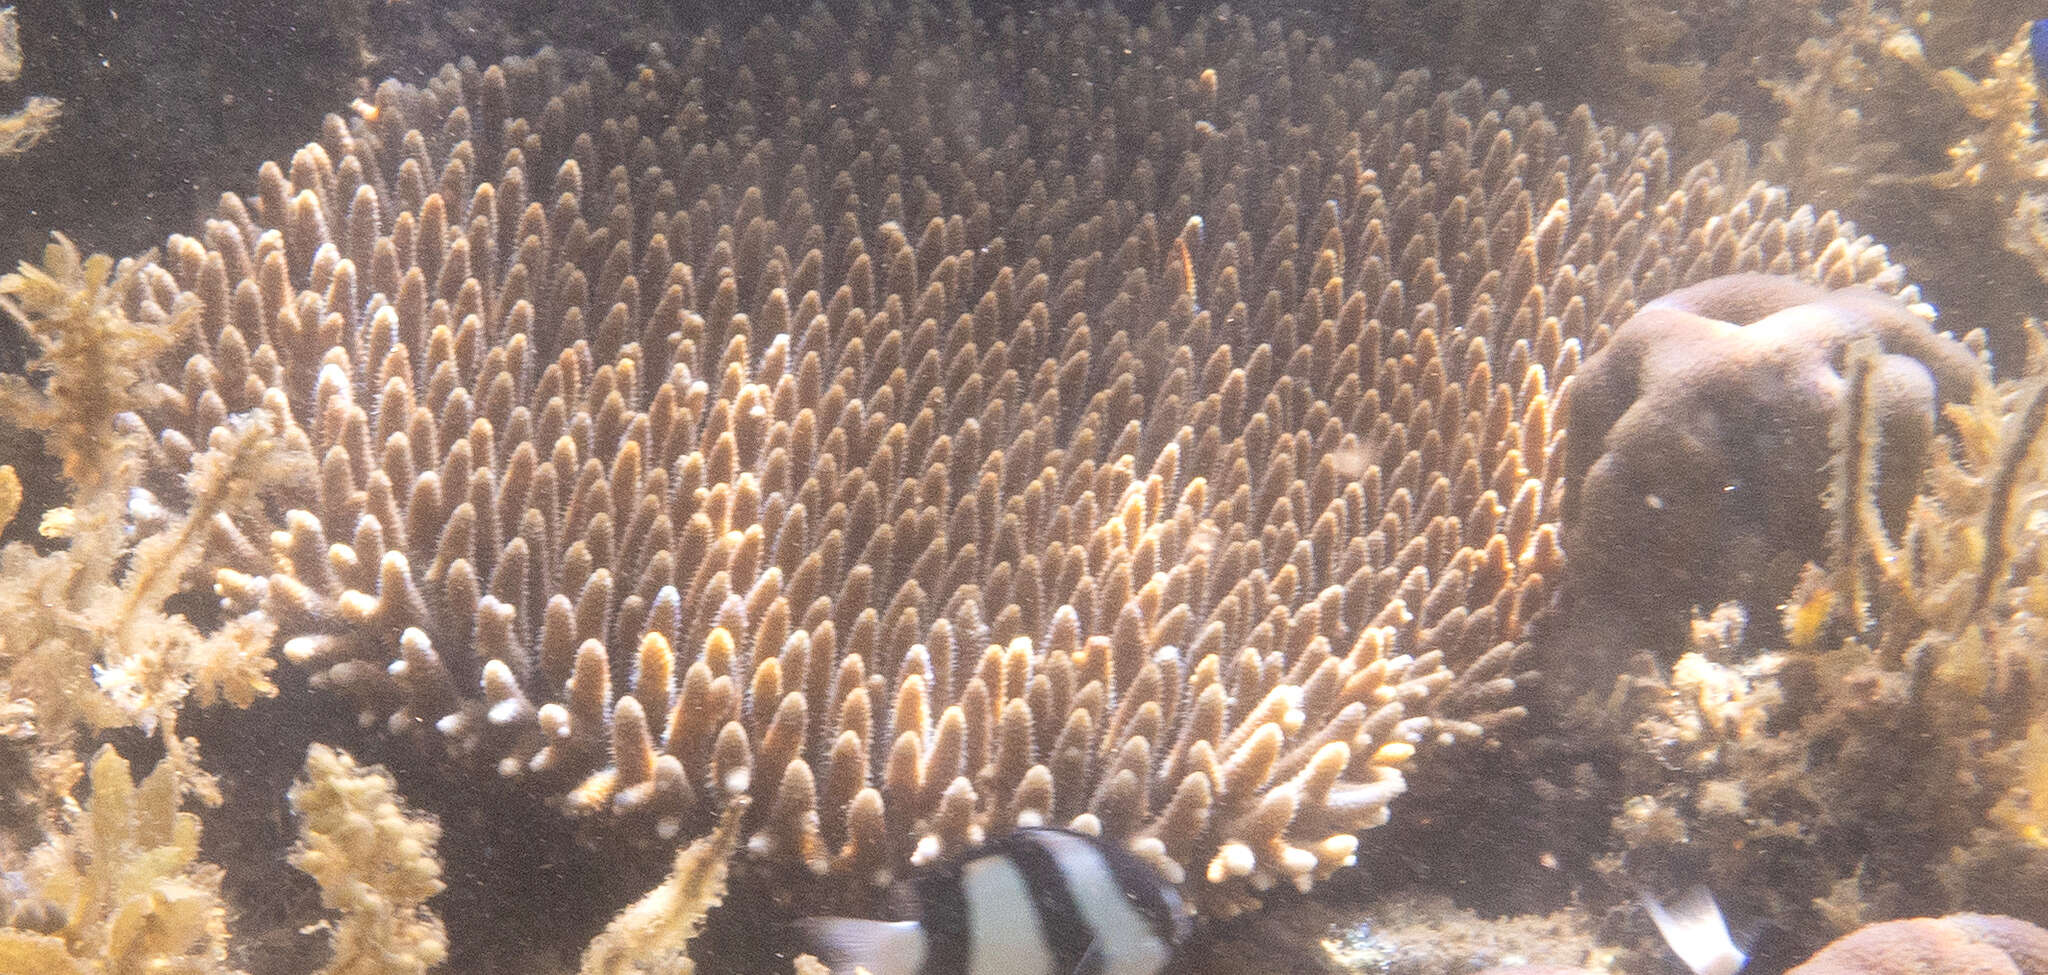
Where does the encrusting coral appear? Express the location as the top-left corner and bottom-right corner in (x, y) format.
(1560, 318), (2048, 967)
(114, 0), (1923, 919)
(287, 743), (447, 975)
(1557, 272), (1983, 657)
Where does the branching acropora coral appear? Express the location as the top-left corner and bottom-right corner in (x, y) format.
(288, 743), (447, 975)
(133, 1), (1912, 914)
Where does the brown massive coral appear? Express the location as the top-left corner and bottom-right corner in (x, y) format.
(1557, 273), (1983, 658)
(1789, 914), (2048, 975)
(120, 0), (1906, 916)
(1570, 320), (2047, 967)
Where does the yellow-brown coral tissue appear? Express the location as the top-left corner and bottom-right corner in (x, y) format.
(0, 465), (18, 535)
(148, 0), (1914, 918)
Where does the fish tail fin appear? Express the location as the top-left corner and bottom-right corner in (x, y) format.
(792, 917), (928, 975)
(1642, 885), (1748, 975)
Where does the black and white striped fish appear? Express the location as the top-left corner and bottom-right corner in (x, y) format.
(796, 827), (1191, 975)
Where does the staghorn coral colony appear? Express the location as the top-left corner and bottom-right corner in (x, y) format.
(0, 1), (2045, 973)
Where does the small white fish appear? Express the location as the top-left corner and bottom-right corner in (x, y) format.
(1641, 885), (1747, 975)
(797, 827), (1190, 975)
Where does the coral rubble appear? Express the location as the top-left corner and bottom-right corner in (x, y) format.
(1318, 894), (1606, 975)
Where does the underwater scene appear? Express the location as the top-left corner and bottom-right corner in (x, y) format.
(2, 0), (2047, 973)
